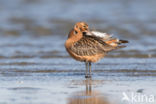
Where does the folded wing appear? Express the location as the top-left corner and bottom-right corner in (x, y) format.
(86, 31), (128, 47)
(69, 35), (116, 56)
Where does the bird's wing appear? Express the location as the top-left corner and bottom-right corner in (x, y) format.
(70, 35), (116, 56)
(86, 31), (113, 41)
(86, 31), (128, 47)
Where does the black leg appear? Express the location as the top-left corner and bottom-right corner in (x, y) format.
(88, 62), (92, 78)
(85, 62), (88, 78)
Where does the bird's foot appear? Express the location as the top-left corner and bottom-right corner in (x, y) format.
(85, 75), (92, 79)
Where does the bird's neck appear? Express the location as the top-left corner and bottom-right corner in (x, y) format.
(65, 29), (83, 48)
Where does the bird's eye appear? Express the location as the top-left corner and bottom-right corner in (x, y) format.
(74, 30), (78, 34)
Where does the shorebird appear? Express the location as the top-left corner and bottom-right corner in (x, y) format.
(65, 22), (128, 78)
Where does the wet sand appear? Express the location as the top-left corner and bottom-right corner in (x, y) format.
(0, 0), (156, 104)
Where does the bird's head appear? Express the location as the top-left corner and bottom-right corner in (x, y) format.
(74, 22), (89, 34)
(67, 22), (89, 41)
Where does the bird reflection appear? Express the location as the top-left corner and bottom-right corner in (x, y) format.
(67, 78), (111, 104)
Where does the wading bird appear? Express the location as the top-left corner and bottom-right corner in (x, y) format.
(65, 22), (128, 78)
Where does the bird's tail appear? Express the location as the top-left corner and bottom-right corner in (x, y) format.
(119, 39), (129, 44)
(116, 39), (128, 49)
(105, 39), (128, 47)
(116, 45), (126, 49)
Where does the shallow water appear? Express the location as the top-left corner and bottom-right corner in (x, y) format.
(0, 35), (156, 104)
(0, 0), (156, 104)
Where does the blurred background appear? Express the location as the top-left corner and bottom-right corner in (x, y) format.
(0, 0), (156, 104)
(0, 0), (155, 58)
